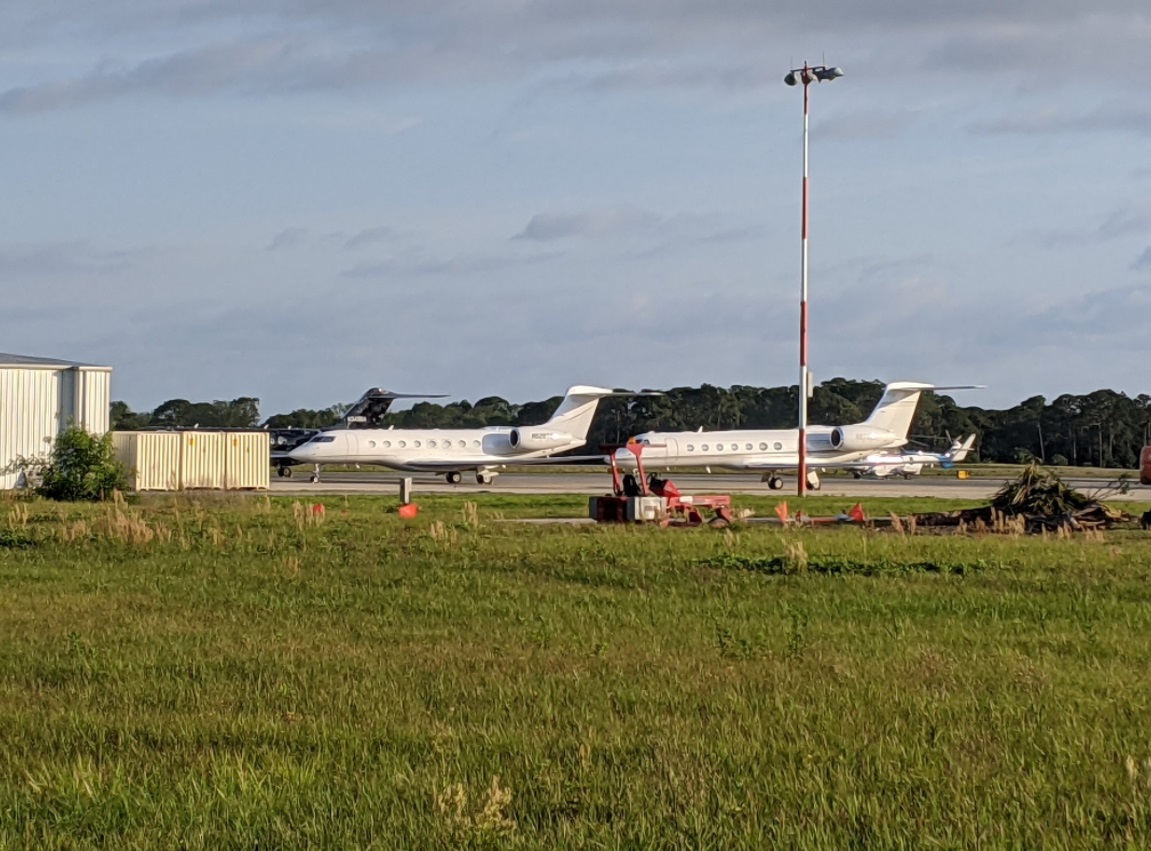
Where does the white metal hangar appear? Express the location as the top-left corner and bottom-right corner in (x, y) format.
(0, 353), (112, 489)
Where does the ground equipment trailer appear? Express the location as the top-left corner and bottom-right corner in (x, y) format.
(590, 441), (733, 526)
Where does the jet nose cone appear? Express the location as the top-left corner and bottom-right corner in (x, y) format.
(287, 446), (313, 463)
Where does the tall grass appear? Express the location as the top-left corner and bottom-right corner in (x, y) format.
(1, 493), (1150, 848)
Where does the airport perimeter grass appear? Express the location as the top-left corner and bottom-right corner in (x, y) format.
(3, 493), (1151, 848)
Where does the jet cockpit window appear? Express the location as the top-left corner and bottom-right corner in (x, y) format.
(309, 435), (336, 444)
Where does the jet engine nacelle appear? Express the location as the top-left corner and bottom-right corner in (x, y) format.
(508, 429), (574, 451)
(830, 425), (898, 452)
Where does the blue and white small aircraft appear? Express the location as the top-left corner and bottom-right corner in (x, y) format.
(845, 434), (977, 479)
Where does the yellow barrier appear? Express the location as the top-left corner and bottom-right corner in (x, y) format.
(956, 470), (969, 479)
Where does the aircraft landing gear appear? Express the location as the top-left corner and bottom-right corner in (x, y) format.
(277, 466), (292, 478)
(446, 471), (463, 485)
(476, 471), (497, 485)
(806, 471), (822, 491)
(309, 464), (323, 484)
(767, 475), (784, 491)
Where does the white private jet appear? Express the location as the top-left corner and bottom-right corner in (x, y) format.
(846, 434), (977, 479)
(615, 381), (982, 490)
(287, 385), (633, 484)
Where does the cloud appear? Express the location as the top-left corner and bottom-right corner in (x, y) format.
(1133, 247), (1151, 271)
(514, 207), (661, 241)
(0, 39), (301, 114)
(1011, 205), (1151, 249)
(973, 104), (1151, 138)
(342, 249), (563, 278)
(5, 2), (1149, 114)
(817, 108), (918, 141)
(266, 227), (310, 251)
(344, 226), (394, 250)
(1034, 283), (1151, 336)
(0, 240), (135, 276)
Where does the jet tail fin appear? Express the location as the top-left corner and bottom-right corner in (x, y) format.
(863, 383), (984, 443)
(862, 382), (935, 442)
(541, 386), (620, 442)
(948, 434), (977, 463)
(543, 386), (662, 442)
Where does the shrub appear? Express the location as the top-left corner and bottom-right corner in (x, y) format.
(30, 426), (127, 502)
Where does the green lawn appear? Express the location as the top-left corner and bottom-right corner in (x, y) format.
(2, 494), (1151, 848)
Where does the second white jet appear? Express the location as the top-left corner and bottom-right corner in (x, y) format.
(616, 381), (981, 490)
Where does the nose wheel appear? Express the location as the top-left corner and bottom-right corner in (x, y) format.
(309, 464), (322, 484)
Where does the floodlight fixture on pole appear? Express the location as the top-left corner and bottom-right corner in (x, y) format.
(784, 62), (843, 497)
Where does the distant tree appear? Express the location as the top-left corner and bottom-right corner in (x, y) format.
(149, 397), (261, 428)
(110, 401), (151, 430)
(263, 406), (346, 429)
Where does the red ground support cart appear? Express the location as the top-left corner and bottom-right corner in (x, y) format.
(590, 440), (734, 527)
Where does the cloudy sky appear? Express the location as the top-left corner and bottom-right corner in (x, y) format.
(2, 1), (1149, 416)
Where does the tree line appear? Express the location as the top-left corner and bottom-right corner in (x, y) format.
(110, 379), (1151, 468)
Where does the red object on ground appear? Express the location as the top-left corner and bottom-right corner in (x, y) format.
(397, 503), (419, 519)
(774, 502), (789, 522)
(848, 503), (866, 522)
(311, 504), (325, 516)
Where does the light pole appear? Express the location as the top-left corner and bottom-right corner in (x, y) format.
(784, 63), (843, 496)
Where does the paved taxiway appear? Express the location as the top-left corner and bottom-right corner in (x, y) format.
(269, 471), (1149, 502)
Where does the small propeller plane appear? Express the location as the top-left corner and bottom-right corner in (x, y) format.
(845, 434), (977, 479)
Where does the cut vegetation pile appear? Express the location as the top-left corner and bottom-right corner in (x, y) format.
(914, 463), (1134, 533)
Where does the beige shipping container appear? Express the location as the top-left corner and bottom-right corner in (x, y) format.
(224, 432), (270, 489)
(180, 431), (228, 489)
(112, 432), (182, 491)
(113, 430), (269, 491)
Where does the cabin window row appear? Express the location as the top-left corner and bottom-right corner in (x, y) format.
(684, 442), (784, 452)
(365, 438), (483, 450)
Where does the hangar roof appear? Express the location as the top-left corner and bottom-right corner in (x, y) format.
(0, 352), (111, 370)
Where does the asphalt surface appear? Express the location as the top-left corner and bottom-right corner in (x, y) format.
(269, 471), (1149, 501)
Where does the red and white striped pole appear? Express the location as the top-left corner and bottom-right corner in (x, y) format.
(798, 66), (811, 497)
(785, 63), (843, 498)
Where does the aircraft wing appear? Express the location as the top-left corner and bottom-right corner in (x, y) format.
(399, 454), (609, 471)
(738, 457), (899, 471)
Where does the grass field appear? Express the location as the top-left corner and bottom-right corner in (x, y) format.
(2, 492), (1151, 848)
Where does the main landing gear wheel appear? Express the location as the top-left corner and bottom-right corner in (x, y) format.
(476, 472), (494, 485)
(806, 471), (822, 491)
(767, 476), (784, 491)
(446, 471), (462, 485)
(277, 466), (292, 478)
